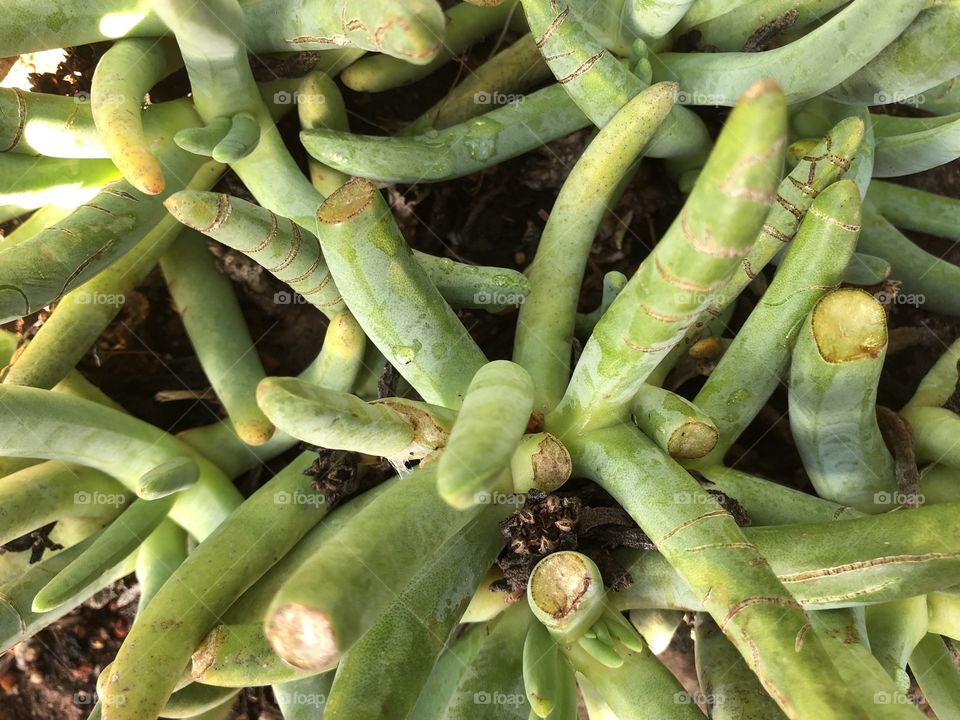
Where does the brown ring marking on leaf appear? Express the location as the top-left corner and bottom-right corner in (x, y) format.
(300, 271), (333, 296)
(778, 552), (957, 583)
(269, 223), (302, 273)
(286, 243), (324, 285)
(719, 596), (801, 630)
(198, 193), (233, 233)
(684, 541), (760, 553)
(637, 301), (698, 324)
(657, 509), (729, 545)
(240, 210), (278, 254)
(536, 6), (569, 49)
(288, 35), (349, 46)
(761, 223), (791, 244)
(2, 87), (26, 152)
(807, 205), (860, 232)
(681, 209), (750, 258)
(101, 186), (139, 202)
(775, 193), (804, 221)
(654, 256), (727, 294)
(622, 337), (677, 354)
(558, 51), (605, 85)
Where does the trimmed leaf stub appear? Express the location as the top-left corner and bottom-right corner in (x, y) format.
(528, 551), (605, 642)
(811, 288), (887, 363)
(267, 603), (339, 672)
(316, 177), (376, 225)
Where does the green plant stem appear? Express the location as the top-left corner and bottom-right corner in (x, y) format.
(513, 82), (677, 413)
(296, 70), (350, 197)
(135, 520), (186, 613)
(265, 463), (475, 672)
(176, 311), (367, 479)
(341, 1), (518, 92)
(408, 619), (489, 719)
(631, 384), (718, 460)
(421, 602), (531, 718)
(256, 376), (430, 457)
(0, 530), (136, 653)
(302, 83), (591, 183)
(872, 113), (960, 177)
(680, 0), (848, 51)
(908, 634), (960, 719)
(0, 102), (212, 323)
(682, 116), (862, 347)
(574, 271), (627, 337)
(650, 0), (927, 106)
(520, 0), (710, 163)
(808, 609), (922, 719)
(32, 495), (174, 611)
(695, 465), (860, 525)
(98, 452), (325, 720)
(438, 360), (533, 508)
(91, 38), (183, 194)
(552, 80), (786, 433)
(629, 0), (697, 39)
(152, 0), (325, 230)
(409, 32), (552, 132)
(0, 0), (447, 59)
(160, 230), (274, 445)
(324, 503), (509, 719)
(788, 288), (896, 512)
(865, 597), (929, 693)
(859, 200), (960, 315)
(316, 178), (486, 408)
(695, 613), (787, 719)
(571, 423), (868, 719)
(830, 3), (960, 107)
(0, 155), (118, 209)
(0, 88), (104, 157)
(159, 683), (238, 719)
(191, 482), (390, 686)
(273, 673), (333, 720)
(0, 461), (130, 546)
(689, 179), (861, 466)
(614, 500), (960, 608)
(0, 385), (240, 537)
(866, 180), (960, 239)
